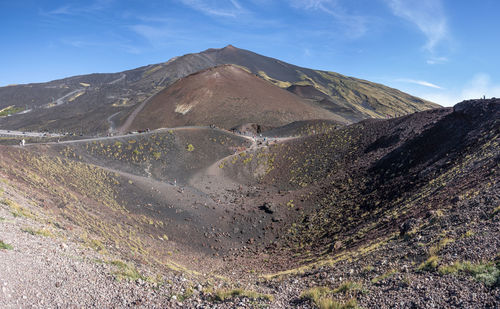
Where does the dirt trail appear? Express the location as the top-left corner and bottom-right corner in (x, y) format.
(189, 133), (297, 195)
(117, 89), (163, 134)
(106, 111), (121, 133)
(108, 73), (126, 85)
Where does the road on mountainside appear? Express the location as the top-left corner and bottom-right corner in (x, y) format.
(52, 88), (85, 106)
(0, 130), (62, 138)
(21, 126), (294, 147)
(107, 73), (126, 85)
(116, 88), (164, 135)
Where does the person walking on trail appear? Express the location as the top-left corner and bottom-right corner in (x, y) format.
(20, 139), (25, 146)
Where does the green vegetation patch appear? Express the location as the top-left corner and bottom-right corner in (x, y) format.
(0, 240), (13, 250)
(439, 260), (500, 287)
(300, 282), (363, 309)
(22, 227), (54, 237)
(1, 198), (34, 218)
(417, 255), (439, 272)
(371, 269), (398, 284)
(110, 260), (144, 281)
(0, 105), (25, 117)
(214, 288), (274, 302)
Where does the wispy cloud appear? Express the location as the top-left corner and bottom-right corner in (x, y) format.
(421, 73), (500, 106)
(385, 0), (448, 52)
(129, 24), (173, 41)
(460, 73), (500, 100)
(180, 0), (244, 18)
(46, 0), (114, 16)
(290, 0), (369, 39)
(60, 37), (141, 54)
(396, 78), (443, 89)
(426, 56), (448, 65)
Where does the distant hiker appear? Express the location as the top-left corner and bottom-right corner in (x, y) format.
(20, 139), (25, 146)
(174, 179), (177, 186)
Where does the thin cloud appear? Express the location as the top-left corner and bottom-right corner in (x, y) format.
(461, 73), (500, 99)
(180, 0), (244, 18)
(396, 78), (443, 89)
(427, 56), (448, 65)
(130, 24), (172, 41)
(421, 73), (500, 106)
(60, 38), (141, 54)
(290, 0), (369, 38)
(46, 0), (114, 16)
(385, 0), (448, 52)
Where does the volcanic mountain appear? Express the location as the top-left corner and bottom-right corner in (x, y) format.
(128, 64), (347, 131)
(0, 45), (438, 134)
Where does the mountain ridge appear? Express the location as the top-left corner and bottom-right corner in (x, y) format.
(0, 45), (439, 134)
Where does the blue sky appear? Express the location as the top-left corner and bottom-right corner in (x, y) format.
(1, 0), (499, 106)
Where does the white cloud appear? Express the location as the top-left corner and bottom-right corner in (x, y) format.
(290, 0), (368, 39)
(385, 0), (448, 52)
(180, 0), (244, 18)
(420, 73), (500, 106)
(46, 0), (114, 16)
(396, 78), (443, 89)
(461, 73), (500, 99)
(426, 56), (448, 65)
(130, 24), (172, 41)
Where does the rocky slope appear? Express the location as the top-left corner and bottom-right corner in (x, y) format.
(0, 99), (497, 308)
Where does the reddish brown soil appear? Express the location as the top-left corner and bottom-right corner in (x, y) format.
(130, 65), (347, 131)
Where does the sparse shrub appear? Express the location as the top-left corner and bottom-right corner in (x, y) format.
(214, 288), (273, 302)
(317, 298), (359, 309)
(301, 286), (332, 302)
(417, 255), (439, 272)
(463, 230), (475, 238)
(110, 260), (144, 281)
(0, 240), (13, 250)
(2, 198), (33, 218)
(301, 286), (359, 309)
(152, 152), (161, 160)
(334, 281), (363, 294)
(22, 227), (53, 237)
(178, 287), (194, 301)
(371, 269), (398, 283)
(429, 237), (454, 255)
(439, 260), (500, 287)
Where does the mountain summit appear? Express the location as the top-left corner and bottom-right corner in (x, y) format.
(0, 45), (439, 134)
